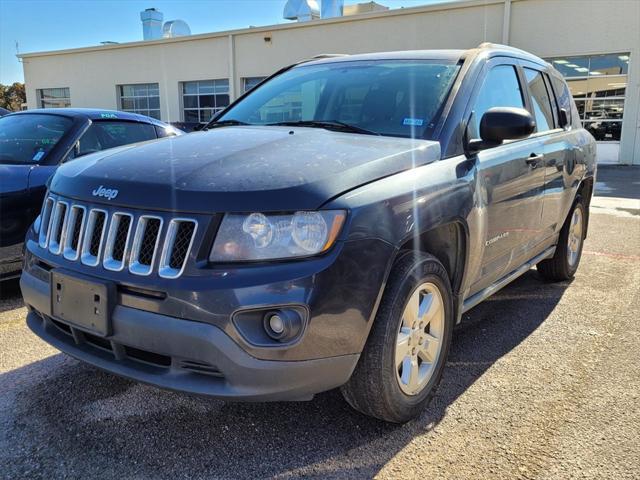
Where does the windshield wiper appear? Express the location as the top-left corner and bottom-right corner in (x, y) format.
(202, 119), (250, 131)
(267, 120), (380, 136)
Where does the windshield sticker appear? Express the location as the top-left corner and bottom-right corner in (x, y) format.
(32, 150), (46, 162)
(403, 118), (424, 126)
(100, 113), (118, 119)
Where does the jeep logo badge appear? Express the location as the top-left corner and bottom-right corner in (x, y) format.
(92, 185), (119, 200)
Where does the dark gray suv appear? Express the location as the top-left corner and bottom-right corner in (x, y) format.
(21, 43), (596, 423)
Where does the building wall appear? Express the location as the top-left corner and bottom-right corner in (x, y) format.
(507, 0), (640, 164)
(21, 0), (640, 164)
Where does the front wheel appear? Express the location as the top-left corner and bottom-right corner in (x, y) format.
(341, 252), (454, 423)
(537, 197), (586, 281)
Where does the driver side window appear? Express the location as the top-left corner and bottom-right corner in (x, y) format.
(468, 65), (525, 139)
(67, 125), (103, 161)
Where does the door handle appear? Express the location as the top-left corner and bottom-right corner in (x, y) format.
(526, 153), (544, 168)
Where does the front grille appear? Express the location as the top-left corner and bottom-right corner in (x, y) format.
(170, 222), (196, 268)
(63, 205), (86, 260)
(112, 216), (131, 261)
(70, 208), (84, 250)
(129, 216), (163, 276)
(80, 209), (107, 266)
(89, 212), (106, 257)
(103, 213), (133, 271)
(158, 219), (198, 278)
(38, 195), (198, 278)
(139, 218), (161, 266)
(48, 202), (68, 254)
(38, 197), (55, 248)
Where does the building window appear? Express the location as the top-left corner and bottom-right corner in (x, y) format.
(37, 88), (70, 108)
(546, 53), (629, 142)
(181, 79), (229, 123)
(118, 83), (161, 120)
(243, 77), (267, 93)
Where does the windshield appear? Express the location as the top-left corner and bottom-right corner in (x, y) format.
(216, 60), (460, 139)
(0, 114), (73, 165)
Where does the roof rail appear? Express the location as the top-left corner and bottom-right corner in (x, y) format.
(311, 53), (349, 59)
(476, 42), (536, 57)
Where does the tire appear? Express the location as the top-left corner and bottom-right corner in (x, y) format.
(341, 251), (454, 423)
(537, 197), (586, 281)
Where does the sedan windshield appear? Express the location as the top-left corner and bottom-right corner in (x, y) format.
(0, 114), (73, 164)
(215, 60), (460, 139)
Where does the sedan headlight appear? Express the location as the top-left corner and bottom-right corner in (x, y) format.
(33, 214), (42, 234)
(210, 210), (346, 262)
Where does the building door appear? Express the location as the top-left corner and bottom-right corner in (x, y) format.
(545, 53), (630, 164)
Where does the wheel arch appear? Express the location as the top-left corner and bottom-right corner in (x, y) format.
(576, 174), (595, 239)
(393, 218), (470, 323)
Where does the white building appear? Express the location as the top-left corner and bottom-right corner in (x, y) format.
(19, 0), (640, 165)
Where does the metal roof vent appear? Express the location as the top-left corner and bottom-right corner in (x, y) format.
(321, 0), (344, 18)
(140, 8), (192, 40)
(162, 20), (191, 38)
(283, 0), (320, 22)
(140, 8), (163, 41)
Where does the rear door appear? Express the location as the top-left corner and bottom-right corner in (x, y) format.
(521, 65), (581, 238)
(465, 58), (546, 295)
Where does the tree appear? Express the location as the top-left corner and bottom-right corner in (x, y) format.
(0, 82), (26, 111)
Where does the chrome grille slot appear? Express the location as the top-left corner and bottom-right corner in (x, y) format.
(103, 213), (133, 271)
(129, 216), (163, 276)
(158, 219), (197, 279)
(48, 201), (69, 255)
(80, 209), (108, 266)
(62, 205), (86, 260)
(38, 197), (55, 248)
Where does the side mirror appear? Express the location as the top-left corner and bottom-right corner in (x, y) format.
(468, 107), (535, 151)
(558, 108), (569, 128)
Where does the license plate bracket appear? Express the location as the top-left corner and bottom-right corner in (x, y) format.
(51, 270), (115, 337)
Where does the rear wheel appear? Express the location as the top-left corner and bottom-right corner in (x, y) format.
(341, 252), (454, 423)
(538, 197), (586, 281)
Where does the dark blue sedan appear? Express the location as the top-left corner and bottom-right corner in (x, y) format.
(0, 108), (182, 280)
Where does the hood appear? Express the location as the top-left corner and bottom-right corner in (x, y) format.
(50, 126), (441, 213)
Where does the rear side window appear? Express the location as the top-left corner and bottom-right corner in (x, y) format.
(73, 121), (157, 158)
(468, 65), (524, 139)
(524, 68), (555, 132)
(550, 75), (580, 128)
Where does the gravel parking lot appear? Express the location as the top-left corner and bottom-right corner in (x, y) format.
(1, 167), (638, 480)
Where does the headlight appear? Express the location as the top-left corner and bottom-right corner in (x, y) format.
(210, 210), (346, 262)
(33, 214), (42, 234)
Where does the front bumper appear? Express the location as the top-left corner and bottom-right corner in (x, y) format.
(22, 270), (359, 401)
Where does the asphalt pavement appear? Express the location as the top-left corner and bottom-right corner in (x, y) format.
(0, 166), (638, 479)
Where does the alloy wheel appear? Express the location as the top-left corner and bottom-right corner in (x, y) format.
(395, 282), (445, 395)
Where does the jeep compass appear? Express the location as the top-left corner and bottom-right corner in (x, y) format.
(21, 43), (596, 422)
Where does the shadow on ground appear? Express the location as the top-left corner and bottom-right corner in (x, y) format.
(1, 271), (571, 479)
(0, 278), (23, 314)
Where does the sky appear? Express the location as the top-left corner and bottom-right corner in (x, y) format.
(0, 0), (450, 85)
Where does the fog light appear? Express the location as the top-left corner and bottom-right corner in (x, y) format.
(268, 314), (285, 334)
(263, 309), (303, 342)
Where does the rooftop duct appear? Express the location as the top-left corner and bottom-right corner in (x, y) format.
(283, 0), (320, 22)
(140, 8), (192, 41)
(140, 8), (163, 40)
(162, 20), (191, 38)
(321, 0), (344, 18)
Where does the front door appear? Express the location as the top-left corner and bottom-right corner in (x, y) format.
(465, 61), (545, 295)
